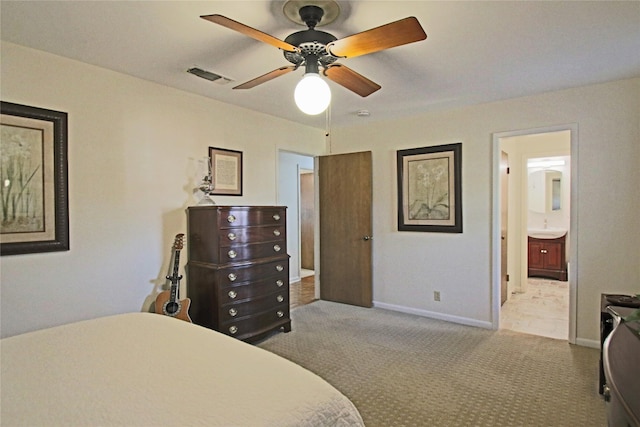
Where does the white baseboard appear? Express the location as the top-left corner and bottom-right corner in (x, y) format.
(574, 337), (600, 349)
(374, 301), (600, 348)
(373, 301), (493, 330)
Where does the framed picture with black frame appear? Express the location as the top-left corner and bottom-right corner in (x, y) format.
(209, 146), (243, 196)
(1, 101), (69, 255)
(397, 142), (462, 233)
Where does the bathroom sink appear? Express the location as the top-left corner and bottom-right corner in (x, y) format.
(528, 228), (567, 239)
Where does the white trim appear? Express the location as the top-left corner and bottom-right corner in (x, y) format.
(491, 124), (579, 343)
(575, 338), (599, 349)
(374, 301), (493, 330)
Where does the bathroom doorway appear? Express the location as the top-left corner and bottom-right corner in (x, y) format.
(492, 126), (578, 342)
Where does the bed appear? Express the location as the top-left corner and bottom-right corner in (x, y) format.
(1, 312), (364, 426)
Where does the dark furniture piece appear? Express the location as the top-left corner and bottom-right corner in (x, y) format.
(602, 304), (640, 427)
(186, 206), (291, 342)
(600, 294), (640, 396)
(527, 233), (567, 281)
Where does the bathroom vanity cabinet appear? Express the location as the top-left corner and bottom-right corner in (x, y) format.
(527, 233), (567, 281)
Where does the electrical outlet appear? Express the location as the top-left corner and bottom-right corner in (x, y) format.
(434, 291), (441, 301)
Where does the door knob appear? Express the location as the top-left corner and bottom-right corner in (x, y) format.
(363, 236), (372, 241)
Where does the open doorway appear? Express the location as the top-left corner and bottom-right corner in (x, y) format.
(277, 150), (317, 309)
(492, 125), (578, 343)
(296, 168), (316, 308)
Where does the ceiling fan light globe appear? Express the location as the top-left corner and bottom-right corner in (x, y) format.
(294, 73), (331, 115)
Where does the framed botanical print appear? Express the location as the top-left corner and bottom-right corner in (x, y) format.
(397, 143), (462, 233)
(1, 102), (69, 255)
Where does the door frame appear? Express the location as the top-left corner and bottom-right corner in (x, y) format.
(491, 124), (578, 344)
(276, 149), (317, 285)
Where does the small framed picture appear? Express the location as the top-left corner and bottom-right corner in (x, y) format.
(1, 101), (70, 255)
(397, 143), (462, 233)
(209, 146), (243, 196)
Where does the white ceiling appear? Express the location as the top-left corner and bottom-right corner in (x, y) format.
(1, 1), (639, 129)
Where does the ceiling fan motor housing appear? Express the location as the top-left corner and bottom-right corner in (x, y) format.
(284, 29), (338, 67)
(283, 4), (339, 69)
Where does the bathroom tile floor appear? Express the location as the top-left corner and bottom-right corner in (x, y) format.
(500, 278), (569, 340)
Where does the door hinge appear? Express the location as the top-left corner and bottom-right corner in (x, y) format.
(507, 167), (510, 174)
(506, 274), (510, 281)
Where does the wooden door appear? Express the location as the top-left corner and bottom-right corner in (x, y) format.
(500, 151), (509, 305)
(318, 151), (373, 307)
(300, 172), (315, 270)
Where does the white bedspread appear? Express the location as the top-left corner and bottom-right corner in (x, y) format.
(1, 313), (364, 426)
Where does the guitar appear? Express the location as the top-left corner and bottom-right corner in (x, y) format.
(155, 233), (192, 323)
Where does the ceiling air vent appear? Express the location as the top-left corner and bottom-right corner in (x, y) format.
(187, 67), (233, 85)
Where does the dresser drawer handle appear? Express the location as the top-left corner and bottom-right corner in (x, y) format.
(228, 273), (237, 282)
(228, 250), (237, 259)
(228, 290), (237, 299)
(229, 325), (238, 334)
(273, 244), (281, 252)
(273, 213), (281, 221)
(276, 311), (284, 318)
(273, 229), (281, 236)
(227, 232), (237, 241)
(227, 215), (236, 223)
(229, 308), (238, 317)
(276, 265), (284, 272)
(277, 295), (284, 303)
(276, 279), (284, 287)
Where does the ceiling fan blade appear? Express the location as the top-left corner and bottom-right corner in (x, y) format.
(324, 64), (381, 97)
(201, 14), (298, 53)
(233, 66), (297, 90)
(327, 17), (426, 59)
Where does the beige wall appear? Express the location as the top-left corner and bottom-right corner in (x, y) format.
(0, 42), (326, 338)
(330, 77), (640, 346)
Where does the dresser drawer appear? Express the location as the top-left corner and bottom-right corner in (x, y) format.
(220, 225), (286, 246)
(219, 275), (288, 302)
(219, 241), (286, 263)
(189, 259), (288, 287)
(221, 306), (290, 339)
(220, 291), (289, 322)
(220, 258), (288, 285)
(220, 207), (286, 228)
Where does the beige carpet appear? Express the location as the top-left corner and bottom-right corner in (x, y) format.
(257, 300), (606, 427)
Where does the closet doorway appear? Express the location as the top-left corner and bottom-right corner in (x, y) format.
(492, 125), (578, 343)
(277, 150), (317, 309)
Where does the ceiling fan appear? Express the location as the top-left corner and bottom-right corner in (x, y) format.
(201, 0), (427, 114)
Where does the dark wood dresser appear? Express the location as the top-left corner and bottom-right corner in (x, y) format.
(186, 206), (291, 342)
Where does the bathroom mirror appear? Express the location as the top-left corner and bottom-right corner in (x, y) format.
(528, 169), (562, 213)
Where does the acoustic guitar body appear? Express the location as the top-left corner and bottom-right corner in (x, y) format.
(155, 290), (192, 323)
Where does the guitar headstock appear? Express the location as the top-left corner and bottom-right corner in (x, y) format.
(173, 233), (185, 250)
